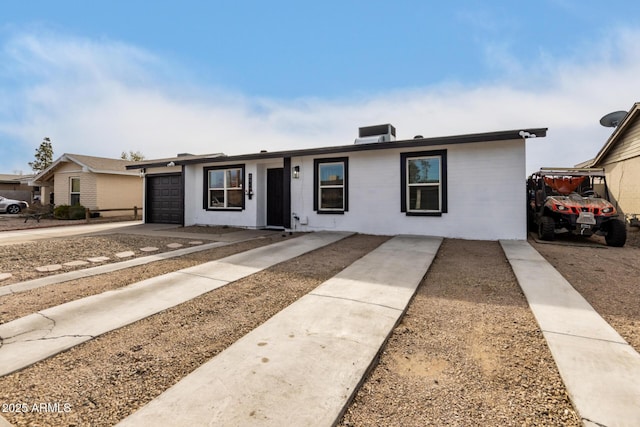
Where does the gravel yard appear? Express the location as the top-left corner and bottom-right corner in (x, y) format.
(339, 239), (581, 426)
(531, 229), (640, 352)
(0, 219), (638, 426)
(0, 234), (294, 325)
(0, 234), (208, 286)
(0, 233), (387, 426)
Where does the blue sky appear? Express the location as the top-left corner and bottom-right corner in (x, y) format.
(1, 0), (639, 175)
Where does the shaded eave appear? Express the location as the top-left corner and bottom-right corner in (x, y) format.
(591, 102), (640, 166)
(126, 128), (547, 170)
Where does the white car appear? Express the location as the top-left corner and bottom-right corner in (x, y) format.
(0, 196), (29, 214)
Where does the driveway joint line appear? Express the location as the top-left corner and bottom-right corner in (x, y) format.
(24, 334), (95, 343)
(542, 329), (630, 346)
(175, 271), (231, 282)
(308, 292), (403, 312)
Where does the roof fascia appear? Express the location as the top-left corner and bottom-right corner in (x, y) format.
(592, 102), (640, 165)
(126, 128), (547, 170)
(32, 154), (73, 182)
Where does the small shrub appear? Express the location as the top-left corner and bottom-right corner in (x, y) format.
(53, 204), (86, 220)
(53, 204), (70, 219)
(69, 205), (86, 220)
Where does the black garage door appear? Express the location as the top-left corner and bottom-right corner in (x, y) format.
(146, 174), (183, 224)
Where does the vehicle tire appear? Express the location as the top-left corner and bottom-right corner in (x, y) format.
(605, 219), (627, 247)
(527, 209), (536, 232)
(6, 204), (21, 214)
(538, 216), (555, 241)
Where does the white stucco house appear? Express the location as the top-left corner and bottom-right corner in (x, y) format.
(128, 125), (547, 240)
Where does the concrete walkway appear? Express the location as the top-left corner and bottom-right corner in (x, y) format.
(0, 232), (350, 377)
(117, 235), (442, 427)
(501, 240), (640, 427)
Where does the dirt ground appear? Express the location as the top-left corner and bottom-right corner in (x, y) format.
(0, 233), (388, 426)
(0, 218), (638, 426)
(339, 239), (580, 426)
(530, 229), (640, 352)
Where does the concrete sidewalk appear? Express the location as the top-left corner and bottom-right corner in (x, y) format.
(501, 240), (640, 427)
(117, 235), (442, 427)
(0, 232), (350, 377)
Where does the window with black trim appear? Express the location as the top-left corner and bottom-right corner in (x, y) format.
(401, 150), (447, 216)
(203, 165), (245, 210)
(314, 157), (348, 214)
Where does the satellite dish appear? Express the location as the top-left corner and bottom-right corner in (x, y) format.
(599, 110), (627, 128)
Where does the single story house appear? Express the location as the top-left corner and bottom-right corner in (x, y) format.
(32, 153), (143, 217)
(581, 102), (640, 216)
(129, 153), (214, 224)
(127, 125), (547, 240)
(0, 174), (34, 202)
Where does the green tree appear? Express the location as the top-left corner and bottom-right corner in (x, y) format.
(29, 137), (54, 172)
(121, 150), (145, 161)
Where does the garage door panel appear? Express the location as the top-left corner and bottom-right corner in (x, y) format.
(146, 174), (183, 224)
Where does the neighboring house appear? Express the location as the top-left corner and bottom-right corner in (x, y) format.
(581, 102), (640, 216)
(0, 174), (34, 202)
(127, 125), (547, 240)
(32, 153), (143, 217)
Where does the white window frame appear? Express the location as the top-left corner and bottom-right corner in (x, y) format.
(314, 157), (349, 214)
(318, 162), (345, 211)
(406, 156), (441, 213)
(70, 177), (81, 206)
(206, 167), (244, 210)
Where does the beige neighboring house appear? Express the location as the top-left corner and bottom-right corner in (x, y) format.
(32, 153), (143, 217)
(582, 102), (640, 216)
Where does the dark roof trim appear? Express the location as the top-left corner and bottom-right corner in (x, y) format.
(126, 128), (547, 169)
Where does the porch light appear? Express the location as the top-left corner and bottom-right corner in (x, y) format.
(139, 168), (146, 178)
(293, 166), (300, 179)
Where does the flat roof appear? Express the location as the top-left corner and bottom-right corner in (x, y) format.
(126, 127), (547, 170)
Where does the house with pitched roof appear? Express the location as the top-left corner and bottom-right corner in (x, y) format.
(127, 125), (546, 240)
(582, 102), (640, 216)
(0, 174), (34, 202)
(32, 154), (143, 216)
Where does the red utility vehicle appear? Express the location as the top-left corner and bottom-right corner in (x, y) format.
(527, 168), (626, 246)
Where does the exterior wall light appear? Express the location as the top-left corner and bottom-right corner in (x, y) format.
(293, 165), (300, 179)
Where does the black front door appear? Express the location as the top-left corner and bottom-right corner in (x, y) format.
(267, 168), (284, 227)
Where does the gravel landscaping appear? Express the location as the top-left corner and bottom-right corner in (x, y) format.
(0, 234), (387, 426)
(531, 229), (640, 352)
(0, 234), (293, 325)
(339, 239), (581, 426)
(0, 219), (638, 426)
(0, 234), (206, 286)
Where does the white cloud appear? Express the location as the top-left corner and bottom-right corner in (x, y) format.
(1, 28), (639, 175)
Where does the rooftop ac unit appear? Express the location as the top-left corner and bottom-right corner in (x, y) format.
(354, 124), (396, 144)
